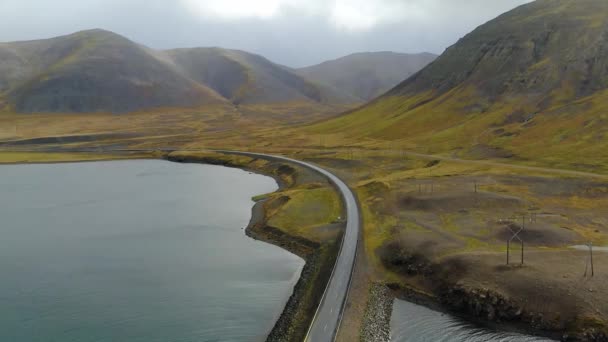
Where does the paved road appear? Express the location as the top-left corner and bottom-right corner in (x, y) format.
(222, 151), (360, 342)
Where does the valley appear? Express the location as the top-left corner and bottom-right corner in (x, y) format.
(2, 0), (608, 341)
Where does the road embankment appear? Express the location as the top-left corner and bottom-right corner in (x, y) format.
(167, 150), (344, 341)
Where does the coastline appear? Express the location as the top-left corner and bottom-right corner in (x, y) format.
(166, 151), (345, 341)
(5, 150), (601, 341)
(0, 150), (344, 341)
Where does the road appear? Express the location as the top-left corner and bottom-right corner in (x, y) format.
(222, 151), (360, 342)
(401, 151), (608, 179)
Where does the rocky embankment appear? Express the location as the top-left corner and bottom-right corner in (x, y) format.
(360, 283), (393, 342)
(439, 283), (608, 342)
(379, 247), (608, 342)
(167, 151), (342, 341)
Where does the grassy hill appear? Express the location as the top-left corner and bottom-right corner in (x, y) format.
(167, 48), (356, 106)
(0, 30), (355, 114)
(307, 0), (608, 172)
(0, 30), (227, 113)
(297, 52), (436, 101)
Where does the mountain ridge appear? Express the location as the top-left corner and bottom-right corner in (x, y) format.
(308, 0), (608, 171)
(0, 29), (360, 114)
(0, 29), (436, 116)
(297, 51), (436, 101)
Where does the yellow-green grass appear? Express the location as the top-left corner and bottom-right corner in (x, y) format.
(267, 186), (342, 243)
(168, 150), (343, 245)
(0, 151), (151, 164)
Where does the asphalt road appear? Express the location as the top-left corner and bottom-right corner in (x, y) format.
(224, 151), (360, 342)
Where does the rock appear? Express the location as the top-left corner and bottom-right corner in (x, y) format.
(361, 283), (393, 342)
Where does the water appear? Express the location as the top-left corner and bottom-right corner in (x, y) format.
(570, 245), (608, 252)
(391, 300), (554, 342)
(0, 160), (304, 342)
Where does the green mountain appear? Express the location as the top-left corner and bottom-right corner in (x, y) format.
(297, 52), (436, 101)
(0, 30), (354, 114)
(166, 47), (356, 105)
(0, 30), (226, 113)
(311, 0), (608, 171)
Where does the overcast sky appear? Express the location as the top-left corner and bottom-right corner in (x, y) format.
(0, 0), (533, 67)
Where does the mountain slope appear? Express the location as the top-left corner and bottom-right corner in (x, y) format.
(0, 30), (356, 114)
(165, 48), (356, 105)
(0, 30), (226, 113)
(297, 52), (436, 101)
(391, 0), (608, 100)
(309, 0), (608, 171)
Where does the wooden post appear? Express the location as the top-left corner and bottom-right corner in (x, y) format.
(507, 240), (510, 265)
(590, 242), (595, 277)
(521, 215), (525, 265)
(521, 240), (524, 265)
(585, 252), (589, 277)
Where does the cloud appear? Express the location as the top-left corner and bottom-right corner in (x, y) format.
(182, 0), (283, 20)
(181, 0), (435, 32)
(0, 0), (534, 66)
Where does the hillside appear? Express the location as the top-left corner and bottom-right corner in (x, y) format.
(0, 30), (354, 114)
(166, 48), (356, 105)
(297, 52), (436, 101)
(309, 0), (608, 172)
(0, 30), (226, 113)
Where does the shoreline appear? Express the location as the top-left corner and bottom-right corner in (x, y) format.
(0, 151), (341, 341)
(166, 151), (344, 341)
(388, 283), (559, 339)
(5, 151), (600, 341)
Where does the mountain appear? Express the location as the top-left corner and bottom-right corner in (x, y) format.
(310, 0), (608, 171)
(0, 30), (226, 113)
(0, 29), (353, 114)
(166, 48), (356, 105)
(296, 52), (436, 101)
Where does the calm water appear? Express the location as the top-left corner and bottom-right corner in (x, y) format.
(0, 160), (304, 342)
(391, 300), (554, 342)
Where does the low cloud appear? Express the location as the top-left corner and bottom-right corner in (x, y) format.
(0, 0), (533, 66)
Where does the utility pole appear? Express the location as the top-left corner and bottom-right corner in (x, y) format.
(591, 242), (595, 276)
(506, 216), (525, 265)
(521, 215), (525, 265)
(585, 242), (595, 277)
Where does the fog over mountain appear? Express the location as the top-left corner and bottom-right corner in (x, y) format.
(0, 0), (532, 67)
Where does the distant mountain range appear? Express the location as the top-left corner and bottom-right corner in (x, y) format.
(296, 52), (436, 101)
(0, 30), (432, 114)
(311, 0), (608, 170)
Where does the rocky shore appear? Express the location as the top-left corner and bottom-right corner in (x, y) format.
(360, 283), (393, 342)
(384, 276), (608, 342)
(246, 198), (341, 341)
(167, 151), (343, 341)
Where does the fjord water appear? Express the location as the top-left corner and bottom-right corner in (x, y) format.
(0, 160), (304, 342)
(391, 300), (554, 342)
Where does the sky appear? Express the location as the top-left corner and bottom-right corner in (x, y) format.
(0, 0), (533, 67)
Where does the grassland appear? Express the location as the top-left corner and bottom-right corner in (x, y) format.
(2, 107), (608, 339)
(0, 151), (151, 163)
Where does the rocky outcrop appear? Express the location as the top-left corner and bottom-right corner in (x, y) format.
(439, 283), (523, 323)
